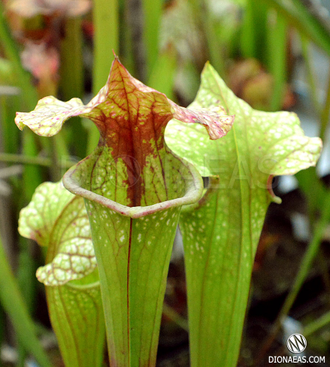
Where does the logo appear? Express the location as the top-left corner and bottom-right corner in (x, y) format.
(269, 334), (325, 364)
(286, 333), (307, 354)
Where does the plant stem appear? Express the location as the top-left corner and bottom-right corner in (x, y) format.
(0, 153), (76, 167)
(142, 0), (162, 76)
(300, 36), (321, 115)
(0, 95), (20, 154)
(304, 309), (330, 337)
(163, 303), (189, 332)
(60, 18), (84, 99)
(268, 11), (287, 111)
(89, 0), (119, 151)
(240, 0), (257, 59)
(319, 61), (330, 143)
(93, 0), (119, 89)
(147, 50), (176, 100)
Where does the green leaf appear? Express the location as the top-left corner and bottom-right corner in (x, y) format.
(16, 57), (233, 366)
(82, 202), (182, 367)
(46, 275), (104, 367)
(18, 181), (105, 367)
(36, 240), (96, 286)
(165, 63), (322, 367)
(19, 182), (74, 247)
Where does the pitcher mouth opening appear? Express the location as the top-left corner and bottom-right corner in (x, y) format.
(62, 150), (203, 219)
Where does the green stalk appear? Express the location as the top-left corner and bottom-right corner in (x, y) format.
(295, 167), (323, 224)
(60, 18), (84, 99)
(21, 131), (43, 197)
(304, 310), (330, 337)
(49, 137), (69, 181)
(89, 0), (119, 152)
(54, 17), (83, 168)
(300, 36), (321, 116)
(0, 95), (20, 154)
(162, 303), (189, 332)
(240, 0), (256, 58)
(142, 0), (162, 76)
(319, 61), (330, 143)
(0, 237), (52, 367)
(147, 50), (177, 100)
(240, 0), (268, 62)
(0, 153), (75, 167)
(59, 18), (88, 158)
(93, 0), (119, 91)
(267, 11), (287, 111)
